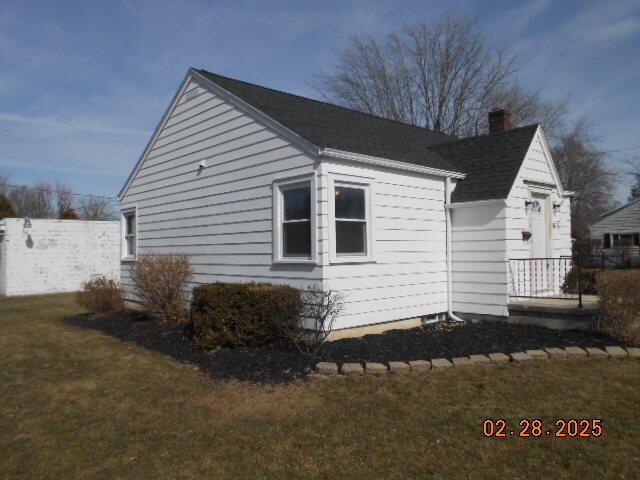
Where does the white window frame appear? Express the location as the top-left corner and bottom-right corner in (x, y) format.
(328, 174), (375, 264)
(121, 207), (138, 261)
(272, 174), (317, 264)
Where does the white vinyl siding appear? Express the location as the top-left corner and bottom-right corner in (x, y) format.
(119, 75), (321, 299)
(450, 127), (570, 317)
(506, 130), (571, 262)
(590, 201), (640, 237)
(505, 128), (571, 301)
(450, 201), (509, 317)
(319, 161), (448, 330)
(590, 200), (640, 259)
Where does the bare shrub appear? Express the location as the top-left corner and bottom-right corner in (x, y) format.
(598, 270), (640, 344)
(76, 276), (124, 314)
(131, 254), (193, 323)
(288, 286), (344, 355)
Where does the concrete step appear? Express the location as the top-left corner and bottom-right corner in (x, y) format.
(506, 315), (591, 331)
(507, 299), (597, 331)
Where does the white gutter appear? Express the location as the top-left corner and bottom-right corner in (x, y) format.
(445, 176), (465, 322)
(322, 148), (466, 179)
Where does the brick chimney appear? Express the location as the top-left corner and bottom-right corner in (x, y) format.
(488, 108), (511, 133)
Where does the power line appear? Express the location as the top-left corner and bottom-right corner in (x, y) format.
(0, 182), (116, 200)
(600, 145), (640, 154)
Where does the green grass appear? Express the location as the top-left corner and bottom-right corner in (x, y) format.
(1, 294), (639, 479)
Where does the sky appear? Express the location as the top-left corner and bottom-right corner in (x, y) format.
(1, 0), (639, 202)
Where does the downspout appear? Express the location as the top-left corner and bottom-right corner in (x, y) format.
(445, 177), (465, 322)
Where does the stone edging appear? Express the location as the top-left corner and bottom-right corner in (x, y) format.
(314, 346), (640, 376)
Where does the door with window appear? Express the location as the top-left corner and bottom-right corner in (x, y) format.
(529, 192), (551, 293)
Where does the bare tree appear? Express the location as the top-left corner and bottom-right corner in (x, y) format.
(7, 182), (55, 218)
(551, 118), (617, 242)
(78, 196), (117, 221)
(312, 12), (566, 138)
(31, 182), (55, 218)
(626, 156), (640, 201)
(55, 182), (78, 219)
(0, 170), (9, 196)
(6, 185), (31, 217)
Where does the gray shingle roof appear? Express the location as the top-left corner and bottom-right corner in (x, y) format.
(431, 125), (539, 203)
(197, 69), (538, 203)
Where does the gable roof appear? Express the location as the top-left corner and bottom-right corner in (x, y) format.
(591, 199), (640, 225)
(431, 125), (539, 203)
(119, 68), (541, 203)
(197, 70), (458, 172)
(195, 70), (541, 204)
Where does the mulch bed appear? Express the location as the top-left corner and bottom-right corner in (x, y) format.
(65, 314), (628, 384)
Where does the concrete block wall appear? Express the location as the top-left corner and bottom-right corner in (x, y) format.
(0, 218), (121, 296)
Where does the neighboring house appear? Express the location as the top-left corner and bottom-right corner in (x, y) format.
(589, 199), (640, 264)
(0, 218), (120, 296)
(117, 68), (572, 335)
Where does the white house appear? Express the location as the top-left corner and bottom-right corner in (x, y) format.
(589, 199), (640, 263)
(117, 68), (572, 336)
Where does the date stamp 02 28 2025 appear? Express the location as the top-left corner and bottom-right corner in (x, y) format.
(483, 418), (603, 438)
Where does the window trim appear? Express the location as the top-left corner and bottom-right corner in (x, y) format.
(328, 174), (375, 264)
(121, 207), (138, 262)
(272, 174), (318, 264)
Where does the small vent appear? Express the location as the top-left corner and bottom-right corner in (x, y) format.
(183, 87), (200, 102)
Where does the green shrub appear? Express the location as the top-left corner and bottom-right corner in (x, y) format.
(190, 282), (303, 348)
(561, 267), (599, 295)
(131, 253), (193, 323)
(598, 270), (640, 344)
(76, 276), (124, 314)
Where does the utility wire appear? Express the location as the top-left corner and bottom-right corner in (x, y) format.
(0, 182), (116, 200)
(600, 145), (640, 154)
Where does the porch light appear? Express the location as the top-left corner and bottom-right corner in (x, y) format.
(553, 202), (561, 215)
(23, 217), (32, 229)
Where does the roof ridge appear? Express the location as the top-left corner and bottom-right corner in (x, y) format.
(430, 123), (539, 149)
(197, 69), (454, 141)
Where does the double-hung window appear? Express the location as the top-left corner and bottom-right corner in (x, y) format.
(329, 177), (373, 263)
(273, 176), (317, 263)
(282, 185), (311, 257)
(122, 209), (137, 259)
(335, 186), (367, 255)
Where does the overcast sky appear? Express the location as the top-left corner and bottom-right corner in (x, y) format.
(1, 0), (639, 201)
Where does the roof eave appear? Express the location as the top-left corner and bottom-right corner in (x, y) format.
(321, 147), (466, 179)
(447, 198), (507, 209)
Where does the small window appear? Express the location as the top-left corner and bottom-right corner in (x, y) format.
(282, 185), (311, 257)
(334, 185), (367, 256)
(123, 211), (136, 258)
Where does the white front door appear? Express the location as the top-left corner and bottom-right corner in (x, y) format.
(529, 192), (551, 293)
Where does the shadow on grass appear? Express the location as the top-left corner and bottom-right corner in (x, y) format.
(63, 313), (314, 384)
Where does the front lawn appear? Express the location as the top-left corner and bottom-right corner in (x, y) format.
(1, 294), (639, 479)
